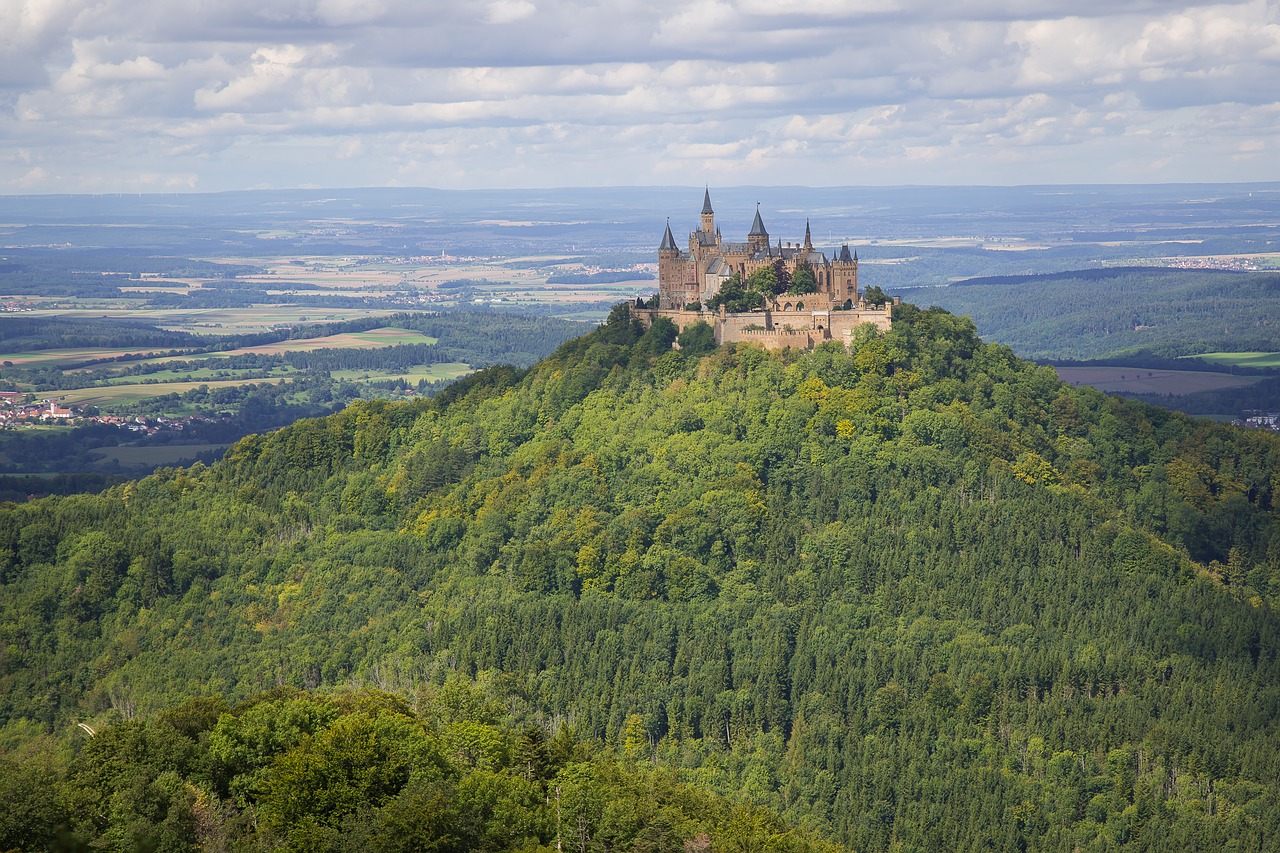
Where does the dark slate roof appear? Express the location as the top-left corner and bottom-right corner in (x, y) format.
(749, 207), (768, 237)
(838, 244), (854, 262)
(702, 188), (714, 215)
(659, 221), (677, 251)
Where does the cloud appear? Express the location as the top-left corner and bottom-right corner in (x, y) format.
(486, 0), (536, 24)
(1, 0), (1277, 191)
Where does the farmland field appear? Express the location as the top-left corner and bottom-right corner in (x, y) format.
(55, 378), (285, 406)
(330, 363), (472, 383)
(1190, 352), (1280, 369)
(227, 327), (437, 355)
(0, 347), (193, 368)
(1053, 366), (1264, 395)
(17, 307), (400, 334)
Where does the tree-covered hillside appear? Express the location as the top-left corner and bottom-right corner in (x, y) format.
(3, 305), (1279, 850)
(918, 267), (1280, 359)
(3, 683), (838, 852)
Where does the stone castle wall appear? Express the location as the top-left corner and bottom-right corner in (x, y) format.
(635, 299), (895, 351)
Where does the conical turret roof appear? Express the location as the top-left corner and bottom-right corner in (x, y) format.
(701, 187), (714, 215)
(748, 205), (768, 238)
(659, 220), (677, 251)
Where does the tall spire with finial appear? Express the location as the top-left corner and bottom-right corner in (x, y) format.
(803, 219), (812, 250)
(700, 187), (715, 234)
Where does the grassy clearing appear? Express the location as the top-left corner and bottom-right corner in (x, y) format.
(1189, 352), (1280, 369)
(1054, 366), (1263, 395)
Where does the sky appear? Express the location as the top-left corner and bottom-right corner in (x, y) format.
(2, 0), (1278, 193)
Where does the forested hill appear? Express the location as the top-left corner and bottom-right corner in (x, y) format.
(3, 304), (1280, 850)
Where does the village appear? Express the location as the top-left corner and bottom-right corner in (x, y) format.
(0, 392), (218, 435)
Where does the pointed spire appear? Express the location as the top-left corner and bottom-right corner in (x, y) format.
(701, 186), (714, 215)
(659, 218), (677, 251)
(804, 219), (812, 247)
(749, 204), (768, 238)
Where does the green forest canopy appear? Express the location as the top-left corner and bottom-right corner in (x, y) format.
(2, 303), (1279, 851)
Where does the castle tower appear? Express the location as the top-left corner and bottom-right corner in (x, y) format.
(748, 204), (769, 252)
(658, 219), (681, 307)
(832, 244), (859, 301)
(700, 187), (715, 234)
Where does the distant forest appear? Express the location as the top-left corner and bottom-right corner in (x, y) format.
(918, 267), (1280, 360)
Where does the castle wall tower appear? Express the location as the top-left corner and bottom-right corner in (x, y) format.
(700, 188), (715, 234)
(832, 244), (859, 301)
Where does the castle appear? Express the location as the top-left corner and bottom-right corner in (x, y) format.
(635, 189), (894, 350)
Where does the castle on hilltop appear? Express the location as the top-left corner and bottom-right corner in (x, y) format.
(635, 189), (895, 350)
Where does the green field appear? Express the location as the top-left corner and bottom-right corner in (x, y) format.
(56, 378), (285, 406)
(98, 366), (296, 384)
(0, 347), (193, 368)
(127, 326), (439, 368)
(1189, 351), (1280, 368)
(330, 363), (472, 383)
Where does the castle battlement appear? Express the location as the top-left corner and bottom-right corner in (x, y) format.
(641, 190), (894, 349)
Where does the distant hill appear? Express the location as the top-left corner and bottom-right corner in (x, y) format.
(918, 267), (1280, 359)
(2, 304), (1278, 850)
